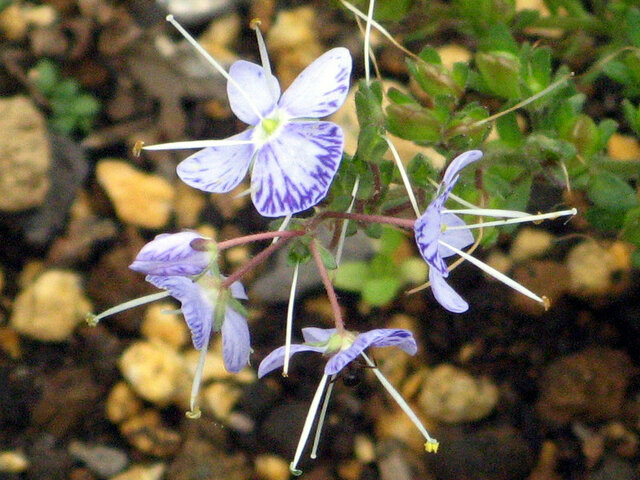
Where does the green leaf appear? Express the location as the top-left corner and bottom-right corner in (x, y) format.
(408, 60), (463, 101)
(385, 104), (442, 142)
(496, 111), (524, 147)
(584, 207), (626, 232)
(587, 172), (639, 211)
(379, 227), (405, 256)
(400, 257), (428, 284)
(334, 262), (370, 292)
(478, 23), (519, 54)
(314, 241), (337, 270)
(408, 153), (438, 189)
(33, 59), (60, 96)
(365, 222), (383, 239)
(475, 51), (521, 99)
(356, 124), (388, 164)
(559, 114), (600, 157)
(623, 206), (640, 247)
(361, 277), (402, 306)
(622, 100), (640, 136)
(287, 238), (311, 266)
(355, 80), (384, 128)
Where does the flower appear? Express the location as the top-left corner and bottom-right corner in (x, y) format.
(129, 231), (250, 417)
(153, 47), (352, 218)
(259, 327), (438, 475)
(414, 150), (576, 313)
(258, 327), (417, 377)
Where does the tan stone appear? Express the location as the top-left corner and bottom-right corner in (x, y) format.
(96, 160), (175, 228)
(110, 463), (166, 480)
(119, 341), (184, 405)
(436, 44), (472, 70)
(141, 302), (188, 349)
(0, 96), (50, 211)
(203, 382), (242, 419)
(254, 454), (290, 480)
(510, 228), (554, 262)
(10, 270), (91, 342)
(106, 381), (143, 424)
(608, 133), (640, 161)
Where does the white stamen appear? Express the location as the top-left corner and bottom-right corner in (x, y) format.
(438, 239), (545, 304)
(363, 0), (376, 85)
(165, 15), (264, 122)
(272, 214), (292, 244)
(443, 208), (531, 218)
(290, 373), (330, 476)
(334, 175), (360, 267)
(85, 291), (170, 326)
(385, 135), (421, 218)
(143, 139), (254, 151)
(283, 262), (300, 376)
(362, 352), (439, 450)
(444, 208), (577, 231)
(311, 375), (336, 459)
(186, 338), (210, 419)
(251, 20), (279, 103)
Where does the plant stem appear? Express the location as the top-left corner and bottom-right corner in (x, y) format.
(217, 229), (303, 250)
(310, 240), (345, 333)
(322, 211), (415, 229)
(221, 238), (290, 288)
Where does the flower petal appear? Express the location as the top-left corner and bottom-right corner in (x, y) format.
(324, 329), (417, 375)
(221, 307), (251, 373)
(278, 48), (352, 119)
(146, 275), (213, 349)
(129, 232), (210, 276)
(429, 267), (468, 313)
(251, 121), (344, 217)
(442, 150), (483, 187)
(301, 327), (336, 344)
(176, 129), (256, 193)
(414, 202), (448, 275)
(229, 280), (248, 300)
(438, 213), (474, 258)
(228, 60), (280, 125)
(257, 344), (325, 378)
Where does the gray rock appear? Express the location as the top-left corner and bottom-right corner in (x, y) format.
(68, 441), (128, 479)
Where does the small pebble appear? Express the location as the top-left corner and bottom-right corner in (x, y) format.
(0, 95), (50, 211)
(119, 341), (184, 406)
(96, 159), (175, 229)
(566, 241), (631, 297)
(203, 382), (242, 420)
(106, 382), (143, 425)
(68, 441), (128, 478)
(418, 364), (499, 423)
(353, 435), (376, 463)
(10, 270), (92, 342)
(509, 228), (554, 262)
(254, 454), (290, 480)
(141, 302), (188, 349)
(607, 133), (640, 161)
(110, 463), (166, 480)
(536, 348), (635, 426)
(0, 451), (29, 473)
(174, 182), (206, 228)
(436, 44), (472, 70)
(167, 438), (251, 480)
(120, 410), (181, 457)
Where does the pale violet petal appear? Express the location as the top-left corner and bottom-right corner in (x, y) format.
(429, 267), (468, 313)
(301, 327), (336, 344)
(442, 150), (483, 187)
(251, 121), (344, 217)
(258, 344), (325, 378)
(414, 203), (448, 275)
(228, 60), (280, 125)
(229, 280), (248, 300)
(324, 329), (417, 375)
(278, 48), (352, 119)
(438, 213), (474, 258)
(176, 129), (256, 193)
(129, 232), (210, 276)
(221, 307), (251, 373)
(146, 275), (213, 350)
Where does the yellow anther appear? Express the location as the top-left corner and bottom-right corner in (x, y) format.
(186, 408), (202, 419)
(133, 140), (144, 157)
(542, 295), (551, 311)
(250, 18), (262, 30)
(425, 439), (439, 453)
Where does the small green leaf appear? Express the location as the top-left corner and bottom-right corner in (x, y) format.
(623, 206), (640, 247)
(587, 172), (639, 211)
(314, 241), (337, 270)
(496, 111), (523, 147)
(365, 222), (383, 239)
(475, 51), (521, 99)
(287, 238), (311, 266)
(334, 262), (370, 292)
(356, 124), (388, 164)
(361, 277), (402, 306)
(385, 104), (442, 143)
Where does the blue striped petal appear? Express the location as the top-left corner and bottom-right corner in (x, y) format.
(251, 121), (344, 217)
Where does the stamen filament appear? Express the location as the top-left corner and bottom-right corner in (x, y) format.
(363, 0), (376, 85)
(385, 135), (421, 218)
(142, 139), (254, 151)
(273, 214), (292, 245)
(251, 20), (279, 102)
(443, 208), (531, 218)
(444, 208), (577, 231)
(361, 352), (439, 451)
(165, 15), (264, 122)
(290, 373), (330, 476)
(438, 239), (545, 305)
(186, 338), (210, 419)
(283, 262), (300, 376)
(311, 375), (336, 459)
(85, 291), (170, 326)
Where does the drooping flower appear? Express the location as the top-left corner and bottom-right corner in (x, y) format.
(259, 327), (438, 475)
(145, 29), (352, 218)
(414, 150), (576, 313)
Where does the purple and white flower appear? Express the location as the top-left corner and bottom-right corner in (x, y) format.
(144, 23), (352, 218)
(259, 327), (438, 474)
(414, 150), (577, 313)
